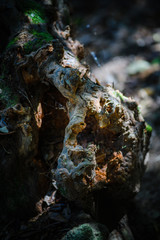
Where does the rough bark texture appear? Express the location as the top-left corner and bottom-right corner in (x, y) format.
(0, 0), (151, 237)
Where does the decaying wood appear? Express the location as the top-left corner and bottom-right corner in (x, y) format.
(0, 0), (151, 235)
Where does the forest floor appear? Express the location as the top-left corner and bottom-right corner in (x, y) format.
(70, 0), (160, 171)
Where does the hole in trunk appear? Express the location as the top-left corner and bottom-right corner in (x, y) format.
(39, 85), (69, 168)
(77, 113), (125, 183)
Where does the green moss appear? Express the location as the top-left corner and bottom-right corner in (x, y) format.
(16, 0), (46, 24)
(0, 80), (19, 108)
(31, 30), (53, 41)
(25, 9), (45, 24)
(62, 223), (109, 240)
(118, 92), (125, 101)
(24, 30), (53, 54)
(146, 123), (152, 133)
(113, 90), (128, 102)
(151, 57), (160, 65)
(137, 106), (141, 114)
(63, 224), (93, 240)
(122, 145), (127, 149)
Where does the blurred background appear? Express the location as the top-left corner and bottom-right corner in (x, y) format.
(70, 0), (160, 169)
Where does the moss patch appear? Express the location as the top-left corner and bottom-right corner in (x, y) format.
(151, 57), (160, 65)
(24, 30), (53, 54)
(31, 30), (53, 41)
(16, 0), (46, 24)
(137, 106), (141, 114)
(113, 90), (128, 102)
(25, 9), (45, 24)
(62, 223), (109, 240)
(146, 123), (152, 133)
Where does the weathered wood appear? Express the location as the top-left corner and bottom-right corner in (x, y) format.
(0, 0), (151, 225)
